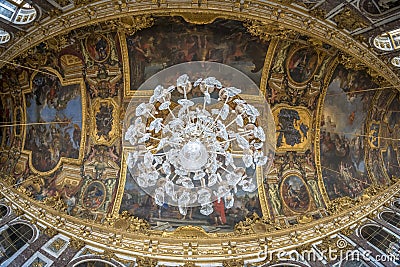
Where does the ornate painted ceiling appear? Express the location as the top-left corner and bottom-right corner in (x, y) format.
(0, 0), (399, 265)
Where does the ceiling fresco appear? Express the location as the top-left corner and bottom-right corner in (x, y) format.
(320, 64), (377, 201)
(0, 15), (398, 225)
(125, 17), (269, 91)
(23, 72), (85, 173)
(0, 0), (399, 264)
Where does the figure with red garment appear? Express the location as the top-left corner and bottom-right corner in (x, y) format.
(213, 198), (226, 225)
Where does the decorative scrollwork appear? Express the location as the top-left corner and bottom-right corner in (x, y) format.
(70, 238), (85, 250)
(222, 258), (245, 267)
(244, 20), (296, 42)
(109, 15), (154, 36)
(43, 226), (58, 237)
(167, 225), (210, 238)
(326, 197), (355, 215)
(234, 213), (280, 235)
(337, 52), (366, 71)
(136, 256), (158, 267)
(43, 194), (67, 213)
(104, 211), (149, 233)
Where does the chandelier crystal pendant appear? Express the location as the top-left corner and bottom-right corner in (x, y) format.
(125, 72), (271, 216)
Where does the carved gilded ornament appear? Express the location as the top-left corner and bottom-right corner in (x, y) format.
(337, 52), (366, 71)
(70, 238), (85, 250)
(43, 226), (58, 238)
(332, 7), (368, 32)
(179, 13), (220, 24)
(104, 210), (149, 233)
(136, 256), (158, 267)
(222, 258), (245, 267)
(244, 20), (296, 42)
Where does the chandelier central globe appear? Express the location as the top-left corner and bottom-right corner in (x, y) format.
(179, 140), (208, 171)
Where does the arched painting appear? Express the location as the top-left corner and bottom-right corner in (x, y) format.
(83, 181), (106, 210)
(287, 48), (318, 84)
(85, 34), (110, 62)
(281, 175), (310, 213)
(126, 17), (269, 92)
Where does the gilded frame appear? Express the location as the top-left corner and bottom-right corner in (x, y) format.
(21, 68), (87, 176)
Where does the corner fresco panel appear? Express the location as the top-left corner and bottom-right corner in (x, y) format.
(1, 97), (14, 148)
(320, 65), (376, 200)
(0, 98), (6, 147)
(120, 168), (262, 232)
(127, 17), (268, 90)
(24, 73), (82, 172)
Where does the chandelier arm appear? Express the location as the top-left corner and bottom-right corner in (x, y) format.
(210, 151), (245, 157)
(200, 95), (231, 135)
(225, 111), (246, 128)
(137, 130), (181, 146)
(218, 165), (237, 177)
(202, 88), (209, 110)
(219, 132), (253, 144)
(210, 96), (230, 126)
(161, 96), (177, 119)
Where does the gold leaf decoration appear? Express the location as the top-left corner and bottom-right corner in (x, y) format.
(136, 256), (157, 267)
(244, 20), (296, 42)
(104, 211), (149, 233)
(70, 238), (85, 250)
(332, 7), (368, 32)
(167, 225), (210, 238)
(223, 258), (245, 267)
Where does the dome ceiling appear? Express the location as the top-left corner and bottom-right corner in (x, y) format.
(0, 0), (400, 265)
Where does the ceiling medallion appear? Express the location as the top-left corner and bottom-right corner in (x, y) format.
(124, 62), (276, 217)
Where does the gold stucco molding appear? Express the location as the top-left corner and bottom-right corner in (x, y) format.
(1, 178), (399, 263)
(0, 0), (399, 88)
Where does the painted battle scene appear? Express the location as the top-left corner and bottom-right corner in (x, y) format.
(379, 95), (400, 180)
(24, 73), (82, 172)
(127, 17), (269, 90)
(120, 169), (262, 232)
(281, 175), (310, 213)
(287, 48), (318, 84)
(320, 65), (376, 200)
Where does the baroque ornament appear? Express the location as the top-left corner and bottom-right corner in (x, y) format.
(124, 62), (275, 216)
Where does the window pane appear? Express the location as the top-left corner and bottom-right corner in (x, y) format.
(0, 206), (7, 218)
(76, 261), (115, 267)
(0, 223), (34, 264)
(0, 6), (13, 20)
(0, 0), (16, 11)
(381, 212), (400, 228)
(361, 225), (400, 264)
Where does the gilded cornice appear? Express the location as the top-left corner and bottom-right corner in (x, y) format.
(1, 179), (399, 263)
(0, 0), (399, 88)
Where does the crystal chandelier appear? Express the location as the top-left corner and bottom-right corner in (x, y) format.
(125, 69), (272, 217)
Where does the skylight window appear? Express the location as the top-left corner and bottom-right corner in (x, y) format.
(0, 29), (10, 44)
(0, 0), (36, 24)
(374, 29), (400, 51)
(391, 56), (400, 67)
